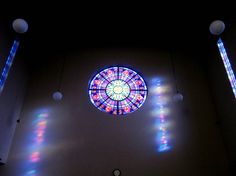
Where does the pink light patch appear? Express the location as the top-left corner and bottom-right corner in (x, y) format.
(105, 106), (112, 112)
(137, 94), (143, 101)
(123, 70), (129, 75)
(107, 69), (113, 75)
(93, 94), (99, 100)
(38, 120), (46, 126)
(30, 152), (40, 162)
(36, 136), (43, 143)
(160, 114), (164, 118)
(95, 80), (101, 85)
(37, 125), (46, 131)
(136, 80), (142, 85)
(37, 129), (44, 137)
(124, 107), (130, 112)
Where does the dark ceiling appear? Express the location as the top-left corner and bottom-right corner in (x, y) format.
(1, 3), (236, 70)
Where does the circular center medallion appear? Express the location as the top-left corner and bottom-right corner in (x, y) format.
(106, 80), (130, 100)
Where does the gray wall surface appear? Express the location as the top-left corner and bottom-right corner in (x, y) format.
(0, 48), (231, 176)
(0, 48), (28, 163)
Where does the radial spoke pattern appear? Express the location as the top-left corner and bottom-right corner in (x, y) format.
(89, 66), (148, 115)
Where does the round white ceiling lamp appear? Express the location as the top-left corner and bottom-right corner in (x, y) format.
(173, 91), (184, 102)
(112, 169), (121, 176)
(209, 20), (225, 35)
(52, 91), (63, 101)
(52, 54), (66, 101)
(12, 18), (28, 34)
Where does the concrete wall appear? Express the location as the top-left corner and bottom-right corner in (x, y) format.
(0, 43), (28, 164)
(0, 48), (231, 175)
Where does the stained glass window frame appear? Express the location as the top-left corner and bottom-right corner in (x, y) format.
(88, 66), (148, 115)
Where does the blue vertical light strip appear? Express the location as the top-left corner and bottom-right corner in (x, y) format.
(150, 78), (171, 152)
(0, 40), (20, 93)
(217, 38), (236, 98)
(156, 81), (170, 152)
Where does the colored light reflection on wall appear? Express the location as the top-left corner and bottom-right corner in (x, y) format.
(0, 40), (20, 93)
(217, 38), (236, 98)
(25, 170), (37, 176)
(24, 112), (48, 176)
(150, 78), (171, 152)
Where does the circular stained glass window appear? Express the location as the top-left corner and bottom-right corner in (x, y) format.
(89, 66), (148, 115)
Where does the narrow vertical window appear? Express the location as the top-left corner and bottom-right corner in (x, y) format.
(217, 38), (236, 98)
(0, 40), (20, 93)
